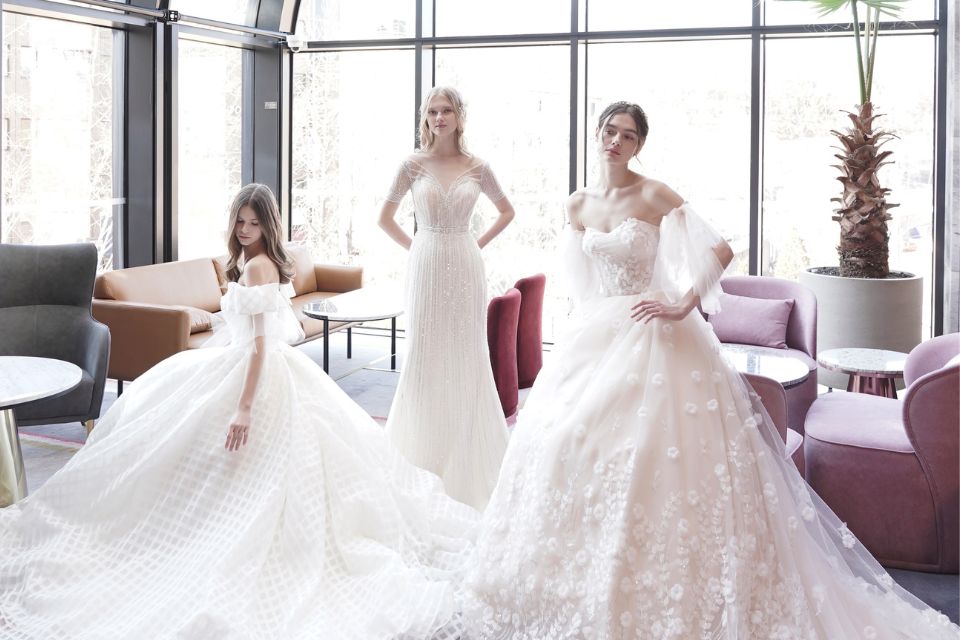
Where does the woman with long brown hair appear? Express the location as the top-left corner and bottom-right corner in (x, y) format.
(0, 183), (478, 639)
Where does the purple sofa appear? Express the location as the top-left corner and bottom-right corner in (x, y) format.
(487, 288), (521, 418)
(514, 273), (546, 389)
(743, 373), (805, 475)
(710, 276), (818, 433)
(803, 333), (960, 572)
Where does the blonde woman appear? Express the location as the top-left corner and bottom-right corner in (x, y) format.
(0, 184), (478, 639)
(379, 86), (515, 510)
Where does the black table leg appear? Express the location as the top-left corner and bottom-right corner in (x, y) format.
(323, 317), (330, 373)
(391, 316), (397, 370)
(347, 327), (352, 359)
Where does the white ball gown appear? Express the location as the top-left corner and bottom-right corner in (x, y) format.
(461, 205), (960, 639)
(0, 282), (478, 640)
(384, 158), (509, 510)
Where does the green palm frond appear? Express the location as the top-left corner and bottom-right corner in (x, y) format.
(776, 0), (907, 18)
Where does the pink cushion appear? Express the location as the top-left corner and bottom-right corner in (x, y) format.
(708, 293), (794, 349)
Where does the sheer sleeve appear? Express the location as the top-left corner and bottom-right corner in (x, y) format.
(207, 283), (304, 350)
(651, 203), (728, 314)
(558, 224), (601, 313)
(480, 162), (506, 203)
(385, 161), (413, 204)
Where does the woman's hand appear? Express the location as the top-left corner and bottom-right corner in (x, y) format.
(225, 408), (251, 451)
(630, 299), (692, 324)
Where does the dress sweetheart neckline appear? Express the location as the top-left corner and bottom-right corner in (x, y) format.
(406, 158), (484, 195)
(582, 217), (661, 236)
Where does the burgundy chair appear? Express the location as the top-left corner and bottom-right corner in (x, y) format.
(487, 288), (521, 418)
(743, 373), (805, 475)
(803, 333), (960, 572)
(514, 273), (546, 389)
(710, 276), (818, 433)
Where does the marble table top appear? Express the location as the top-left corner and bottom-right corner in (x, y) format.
(303, 287), (404, 323)
(721, 344), (811, 388)
(817, 348), (908, 377)
(0, 356), (83, 410)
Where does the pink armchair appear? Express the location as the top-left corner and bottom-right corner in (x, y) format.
(803, 333), (960, 572)
(709, 276), (818, 433)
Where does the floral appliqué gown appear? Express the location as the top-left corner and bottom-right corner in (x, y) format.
(0, 282), (478, 640)
(384, 158), (510, 511)
(461, 206), (960, 640)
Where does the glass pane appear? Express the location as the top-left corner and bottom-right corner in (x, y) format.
(589, 0), (751, 31)
(435, 45), (570, 339)
(764, 0), (934, 26)
(435, 0), (568, 36)
(1, 13), (120, 272)
(763, 34), (935, 333)
(291, 49), (415, 298)
(587, 40), (752, 274)
(172, 0), (253, 26)
(295, 0), (414, 41)
(177, 40), (243, 260)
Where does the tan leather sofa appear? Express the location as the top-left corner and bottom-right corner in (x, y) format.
(92, 245), (362, 383)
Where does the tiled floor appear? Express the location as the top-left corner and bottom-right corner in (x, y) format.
(16, 329), (960, 624)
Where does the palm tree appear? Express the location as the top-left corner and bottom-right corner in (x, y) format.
(780, 0), (907, 278)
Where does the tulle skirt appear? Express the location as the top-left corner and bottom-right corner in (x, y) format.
(0, 344), (478, 640)
(462, 291), (959, 640)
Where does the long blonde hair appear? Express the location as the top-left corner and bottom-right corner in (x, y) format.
(224, 183), (294, 284)
(418, 86), (468, 154)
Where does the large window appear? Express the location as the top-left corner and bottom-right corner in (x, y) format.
(1, 13), (119, 271)
(291, 0), (948, 336)
(763, 35), (935, 330)
(291, 49), (415, 291)
(177, 39), (243, 261)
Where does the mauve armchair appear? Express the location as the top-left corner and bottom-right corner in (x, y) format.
(743, 372), (805, 475)
(803, 333), (960, 572)
(514, 273), (546, 389)
(0, 243), (111, 431)
(711, 276), (818, 433)
(487, 288), (521, 418)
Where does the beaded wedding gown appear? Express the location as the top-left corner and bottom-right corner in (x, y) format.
(462, 205), (960, 640)
(384, 158), (509, 510)
(0, 282), (478, 640)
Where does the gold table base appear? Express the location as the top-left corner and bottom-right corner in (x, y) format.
(0, 408), (27, 507)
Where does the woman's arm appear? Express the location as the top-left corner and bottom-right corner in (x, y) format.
(225, 260), (277, 452)
(378, 200), (413, 250)
(477, 196), (515, 249)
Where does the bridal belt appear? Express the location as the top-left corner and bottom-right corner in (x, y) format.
(418, 224), (469, 234)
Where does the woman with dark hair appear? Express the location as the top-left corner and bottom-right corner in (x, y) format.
(379, 86), (515, 510)
(0, 184), (478, 640)
(461, 103), (959, 639)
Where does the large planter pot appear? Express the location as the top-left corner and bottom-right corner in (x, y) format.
(799, 268), (923, 390)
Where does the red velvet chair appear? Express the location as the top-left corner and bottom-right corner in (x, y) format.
(514, 273), (546, 389)
(487, 288), (521, 418)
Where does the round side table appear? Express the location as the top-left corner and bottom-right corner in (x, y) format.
(817, 348), (908, 399)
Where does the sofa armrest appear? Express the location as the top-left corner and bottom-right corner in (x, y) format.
(92, 300), (191, 381)
(314, 264), (363, 294)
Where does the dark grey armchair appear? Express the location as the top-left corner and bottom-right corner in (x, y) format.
(0, 243), (110, 430)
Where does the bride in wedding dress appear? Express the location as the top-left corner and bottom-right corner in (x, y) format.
(461, 102), (960, 639)
(0, 184), (477, 640)
(378, 86), (515, 510)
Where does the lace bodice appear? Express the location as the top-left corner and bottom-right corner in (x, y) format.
(385, 158), (505, 233)
(582, 217), (660, 296)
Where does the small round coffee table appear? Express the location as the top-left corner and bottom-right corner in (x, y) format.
(0, 356), (82, 506)
(817, 347), (908, 398)
(721, 344), (810, 389)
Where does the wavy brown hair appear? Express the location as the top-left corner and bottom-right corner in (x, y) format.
(224, 183), (294, 285)
(418, 86), (469, 155)
(596, 101), (649, 142)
